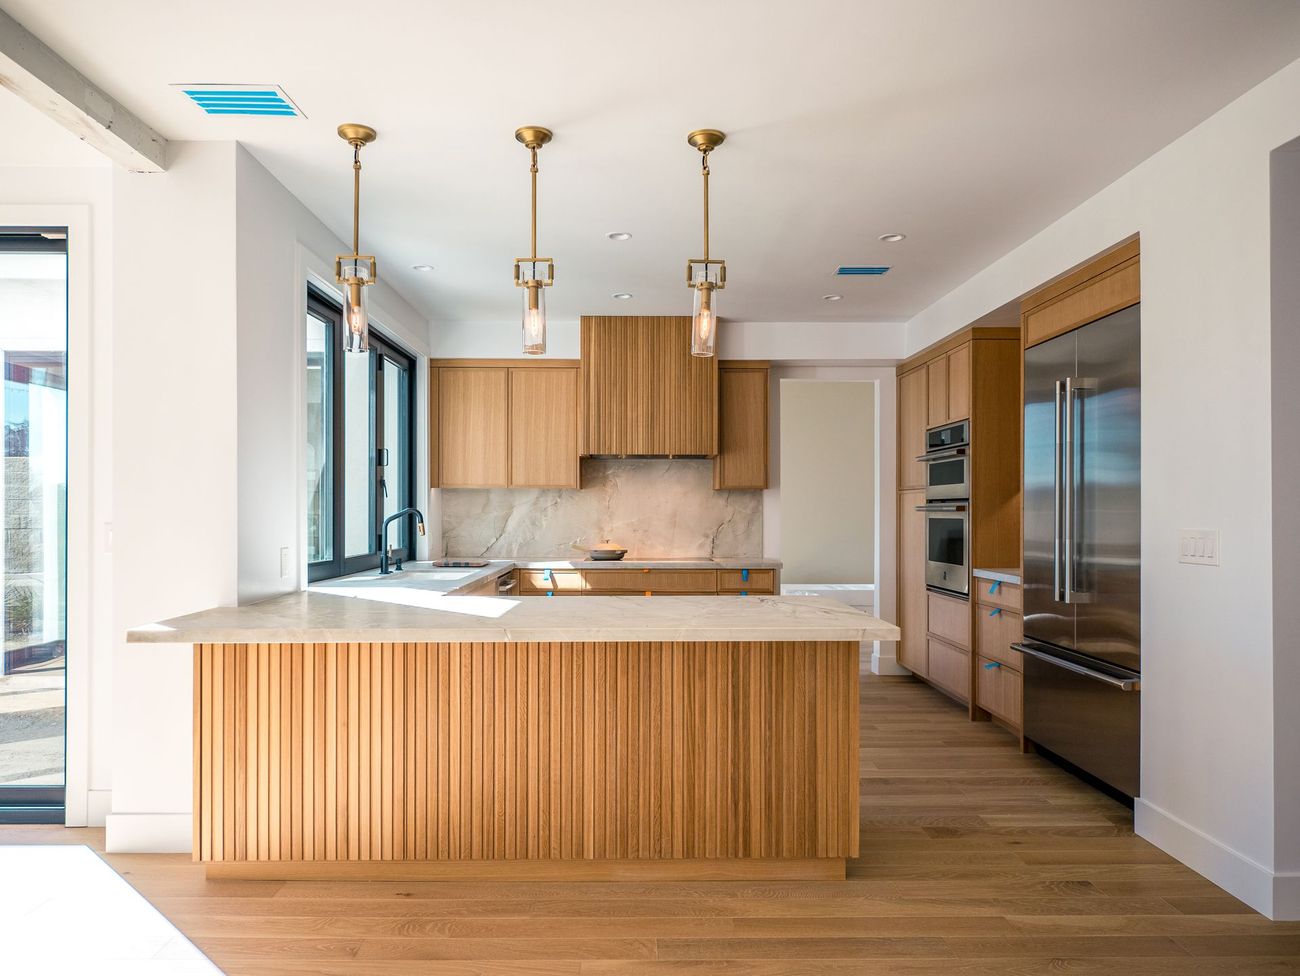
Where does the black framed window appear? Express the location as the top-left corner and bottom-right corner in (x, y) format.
(307, 288), (416, 582)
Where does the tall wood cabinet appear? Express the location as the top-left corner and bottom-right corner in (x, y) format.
(431, 360), (580, 489)
(580, 316), (718, 456)
(895, 326), (1021, 706)
(714, 363), (769, 489)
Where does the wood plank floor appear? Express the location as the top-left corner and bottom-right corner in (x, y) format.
(5, 672), (1299, 975)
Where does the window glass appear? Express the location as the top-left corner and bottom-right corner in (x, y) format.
(343, 347), (374, 558)
(305, 312), (332, 563)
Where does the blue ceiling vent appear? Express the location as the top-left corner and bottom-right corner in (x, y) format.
(835, 266), (891, 276)
(175, 84), (304, 118)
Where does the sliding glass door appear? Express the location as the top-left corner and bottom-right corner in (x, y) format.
(0, 231), (67, 823)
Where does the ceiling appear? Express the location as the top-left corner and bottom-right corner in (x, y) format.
(6, 0), (1300, 326)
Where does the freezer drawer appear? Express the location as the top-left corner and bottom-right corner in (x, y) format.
(1019, 643), (1140, 798)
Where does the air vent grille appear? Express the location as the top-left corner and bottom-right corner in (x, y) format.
(835, 266), (890, 276)
(176, 85), (303, 117)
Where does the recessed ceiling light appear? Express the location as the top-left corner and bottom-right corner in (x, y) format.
(878, 233), (906, 243)
(822, 294), (843, 302)
(613, 293), (634, 300)
(606, 232), (632, 241)
(412, 264), (435, 272)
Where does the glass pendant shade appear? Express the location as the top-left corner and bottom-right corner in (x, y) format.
(522, 281), (547, 355)
(691, 282), (717, 357)
(343, 273), (369, 355)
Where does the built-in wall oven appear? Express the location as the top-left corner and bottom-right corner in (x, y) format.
(919, 501), (969, 596)
(919, 420), (969, 501)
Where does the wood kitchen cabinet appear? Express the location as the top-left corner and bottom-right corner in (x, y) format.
(580, 316), (717, 457)
(714, 363), (769, 489)
(1021, 238), (1139, 349)
(510, 367), (580, 488)
(897, 367), (927, 490)
(436, 366), (510, 487)
(926, 341), (972, 427)
(432, 360), (580, 489)
(897, 488), (928, 677)
(973, 576), (1024, 732)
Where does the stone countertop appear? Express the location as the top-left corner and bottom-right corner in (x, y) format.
(126, 592), (898, 646)
(972, 567), (1022, 585)
(505, 557), (782, 571)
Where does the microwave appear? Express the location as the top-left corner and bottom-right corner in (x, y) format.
(919, 420), (969, 501)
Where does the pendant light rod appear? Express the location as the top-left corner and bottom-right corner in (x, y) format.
(516, 126), (552, 263)
(530, 144), (538, 259)
(702, 148), (710, 262)
(337, 123), (376, 255)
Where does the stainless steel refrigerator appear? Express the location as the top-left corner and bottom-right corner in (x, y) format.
(1018, 303), (1141, 798)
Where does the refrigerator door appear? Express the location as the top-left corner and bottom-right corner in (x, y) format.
(1071, 304), (1141, 673)
(1023, 330), (1077, 651)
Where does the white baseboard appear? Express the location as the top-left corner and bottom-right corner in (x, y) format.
(870, 641), (909, 676)
(104, 813), (192, 854)
(1136, 798), (1297, 920)
(86, 789), (112, 827)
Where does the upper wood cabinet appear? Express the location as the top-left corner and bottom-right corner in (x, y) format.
(432, 361), (580, 489)
(1022, 238), (1140, 348)
(714, 364), (769, 490)
(436, 366), (509, 487)
(926, 341), (972, 427)
(898, 366), (927, 490)
(581, 316), (717, 457)
(510, 367), (580, 488)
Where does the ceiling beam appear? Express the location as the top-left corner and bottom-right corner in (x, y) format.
(0, 7), (167, 172)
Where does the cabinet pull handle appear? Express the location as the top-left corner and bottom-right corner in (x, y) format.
(546, 590), (554, 597)
(542, 569), (552, 582)
(988, 608), (1002, 617)
(742, 569), (750, 582)
(990, 580), (1001, 594)
(983, 661), (1001, 670)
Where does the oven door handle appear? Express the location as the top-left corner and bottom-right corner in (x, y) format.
(915, 503), (968, 512)
(915, 446), (968, 463)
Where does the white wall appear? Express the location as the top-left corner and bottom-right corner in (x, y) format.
(108, 143), (240, 849)
(234, 146), (429, 604)
(904, 56), (1300, 919)
(1269, 142), (1300, 920)
(778, 380), (876, 583)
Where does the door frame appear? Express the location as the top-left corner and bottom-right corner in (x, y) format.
(0, 205), (92, 826)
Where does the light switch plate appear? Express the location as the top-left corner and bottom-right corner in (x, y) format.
(1179, 528), (1219, 566)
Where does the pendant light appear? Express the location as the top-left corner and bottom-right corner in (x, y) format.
(335, 123), (378, 354)
(514, 126), (554, 355)
(686, 129), (726, 357)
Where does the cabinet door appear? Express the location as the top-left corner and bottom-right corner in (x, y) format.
(946, 342), (971, 422)
(898, 367), (927, 489)
(926, 355), (948, 427)
(897, 488), (928, 677)
(509, 367), (579, 488)
(438, 367), (509, 487)
(714, 367), (769, 489)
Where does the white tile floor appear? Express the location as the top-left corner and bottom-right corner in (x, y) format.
(0, 845), (221, 974)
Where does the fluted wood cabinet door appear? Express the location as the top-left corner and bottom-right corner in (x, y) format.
(581, 316), (717, 456)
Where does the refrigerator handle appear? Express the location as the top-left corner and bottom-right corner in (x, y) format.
(1013, 643), (1141, 692)
(1063, 377), (1074, 603)
(1053, 378), (1065, 602)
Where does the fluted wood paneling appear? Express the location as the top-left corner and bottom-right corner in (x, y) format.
(193, 640), (857, 869)
(580, 316), (718, 456)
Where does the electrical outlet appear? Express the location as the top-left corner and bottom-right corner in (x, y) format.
(1179, 529), (1219, 566)
(280, 546), (291, 578)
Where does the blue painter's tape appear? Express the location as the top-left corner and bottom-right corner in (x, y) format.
(989, 608), (1002, 617)
(983, 661), (1001, 670)
(547, 591), (554, 597)
(990, 580), (1001, 593)
(542, 569), (552, 582)
(742, 568), (750, 582)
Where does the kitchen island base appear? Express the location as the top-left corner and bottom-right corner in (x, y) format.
(193, 639), (859, 881)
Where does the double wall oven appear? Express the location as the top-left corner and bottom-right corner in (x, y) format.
(916, 420), (970, 597)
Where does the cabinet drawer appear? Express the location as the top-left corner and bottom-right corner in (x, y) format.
(717, 568), (774, 593)
(976, 606), (1023, 669)
(976, 656), (1023, 726)
(926, 638), (970, 702)
(974, 577), (1022, 612)
(927, 591), (971, 649)
(583, 569), (718, 594)
(517, 569), (586, 594)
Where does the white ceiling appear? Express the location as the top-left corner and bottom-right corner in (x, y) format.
(6, 0), (1300, 325)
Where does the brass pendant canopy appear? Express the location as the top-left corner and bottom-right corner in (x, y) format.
(686, 129), (726, 357)
(335, 123), (378, 354)
(514, 125), (554, 355)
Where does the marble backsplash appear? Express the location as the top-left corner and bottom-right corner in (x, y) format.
(440, 459), (762, 559)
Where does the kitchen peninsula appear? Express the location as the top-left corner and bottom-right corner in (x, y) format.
(128, 584), (897, 882)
